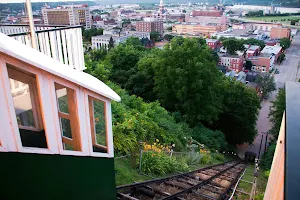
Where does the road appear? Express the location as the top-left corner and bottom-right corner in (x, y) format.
(237, 33), (300, 159)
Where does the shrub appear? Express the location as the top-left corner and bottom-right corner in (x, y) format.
(141, 151), (189, 175)
(213, 153), (225, 162)
(200, 154), (212, 164)
(186, 153), (202, 166)
(254, 193), (264, 200)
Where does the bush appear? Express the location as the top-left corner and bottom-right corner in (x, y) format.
(141, 151), (189, 175)
(200, 154), (212, 164)
(213, 153), (225, 162)
(254, 193), (264, 200)
(186, 153), (203, 165)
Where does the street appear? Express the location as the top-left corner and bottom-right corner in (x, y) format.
(237, 33), (300, 159)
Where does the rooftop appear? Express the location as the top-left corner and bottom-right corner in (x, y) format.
(261, 45), (282, 55)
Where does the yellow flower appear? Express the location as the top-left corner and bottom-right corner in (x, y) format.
(156, 139), (159, 142)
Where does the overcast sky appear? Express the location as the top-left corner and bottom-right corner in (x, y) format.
(0, 0), (92, 3)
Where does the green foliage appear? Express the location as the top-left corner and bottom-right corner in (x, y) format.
(280, 38), (291, 49)
(82, 27), (104, 42)
(164, 34), (174, 41)
(260, 143), (276, 169)
(150, 31), (160, 42)
(213, 153), (225, 162)
(185, 153), (202, 165)
(152, 37), (224, 125)
(269, 88), (285, 138)
(245, 10), (264, 17)
(108, 36), (114, 50)
(256, 73), (276, 100)
(244, 38), (266, 50)
(254, 193), (264, 200)
(215, 79), (260, 145)
(277, 53), (286, 63)
(222, 37), (245, 55)
(200, 154), (212, 164)
(191, 125), (228, 151)
(245, 60), (253, 70)
(166, 26), (172, 31)
(141, 151), (189, 175)
(108, 82), (192, 154)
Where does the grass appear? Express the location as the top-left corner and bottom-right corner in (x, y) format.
(246, 15), (300, 25)
(235, 164), (255, 200)
(114, 154), (231, 186)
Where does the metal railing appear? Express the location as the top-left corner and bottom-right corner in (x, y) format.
(0, 24), (85, 71)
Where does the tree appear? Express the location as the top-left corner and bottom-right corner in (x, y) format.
(222, 38), (245, 55)
(213, 79), (261, 145)
(244, 38), (265, 50)
(82, 27), (104, 42)
(151, 37), (225, 125)
(124, 37), (143, 47)
(108, 36), (114, 50)
(245, 60), (253, 70)
(280, 38), (291, 49)
(277, 53), (285, 63)
(164, 34), (174, 41)
(107, 44), (144, 89)
(166, 26), (172, 31)
(269, 88), (286, 138)
(150, 31), (160, 42)
(255, 73), (276, 99)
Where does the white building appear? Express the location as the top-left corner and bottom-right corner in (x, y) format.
(92, 31), (150, 50)
(42, 4), (91, 29)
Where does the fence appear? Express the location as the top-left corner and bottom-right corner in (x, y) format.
(0, 24), (85, 71)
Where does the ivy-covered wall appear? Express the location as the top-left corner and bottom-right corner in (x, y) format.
(0, 152), (117, 200)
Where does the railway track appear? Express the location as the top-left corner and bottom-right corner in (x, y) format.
(117, 160), (246, 200)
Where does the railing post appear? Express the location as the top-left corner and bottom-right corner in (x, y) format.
(25, 0), (37, 49)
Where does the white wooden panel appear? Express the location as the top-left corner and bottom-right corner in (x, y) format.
(61, 30), (69, 65)
(49, 31), (58, 61)
(24, 34), (32, 48)
(66, 29), (74, 68)
(37, 72), (59, 154)
(77, 87), (89, 155)
(106, 102), (114, 157)
(76, 28), (85, 71)
(56, 30), (64, 63)
(44, 32), (51, 57)
(38, 33), (46, 54)
(71, 29), (80, 70)
(0, 57), (18, 152)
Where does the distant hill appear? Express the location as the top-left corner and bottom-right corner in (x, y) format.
(233, 0), (300, 8)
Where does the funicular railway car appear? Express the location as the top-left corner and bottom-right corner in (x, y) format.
(0, 32), (120, 200)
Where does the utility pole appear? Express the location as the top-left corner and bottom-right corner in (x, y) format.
(257, 134), (264, 159)
(25, 0), (37, 49)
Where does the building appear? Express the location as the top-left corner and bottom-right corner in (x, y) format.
(270, 27), (291, 39)
(172, 23), (222, 37)
(136, 19), (163, 35)
(244, 44), (260, 58)
(185, 15), (227, 30)
(206, 39), (220, 50)
(153, 0), (169, 21)
(248, 54), (276, 72)
(92, 31), (150, 49)
(42, 4), (91, 29)
(232, 22), (282, 31)
(219, 55), (244, 72)
(261, 45), (283, 61)
(191, 10), (223, 17)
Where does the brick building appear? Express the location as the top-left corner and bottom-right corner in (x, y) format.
(244, 44), (260, 58)
(136, 20), (163, 35)
(248, 54), (276, 73)
(270, 27), (291, 39)
(206, 39), (220, 50)
(172, 23), (222, 37)
(191, 10), (223, 17)
(42, 4), (91, 29)
(219, 55), (244, 72)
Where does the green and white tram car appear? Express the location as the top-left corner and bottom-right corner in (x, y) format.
(0, 32), (120, 200)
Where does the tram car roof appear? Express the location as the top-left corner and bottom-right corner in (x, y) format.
(0, 32), (121, 102)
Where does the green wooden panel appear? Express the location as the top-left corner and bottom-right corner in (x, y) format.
(0, 152), (117, 200)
